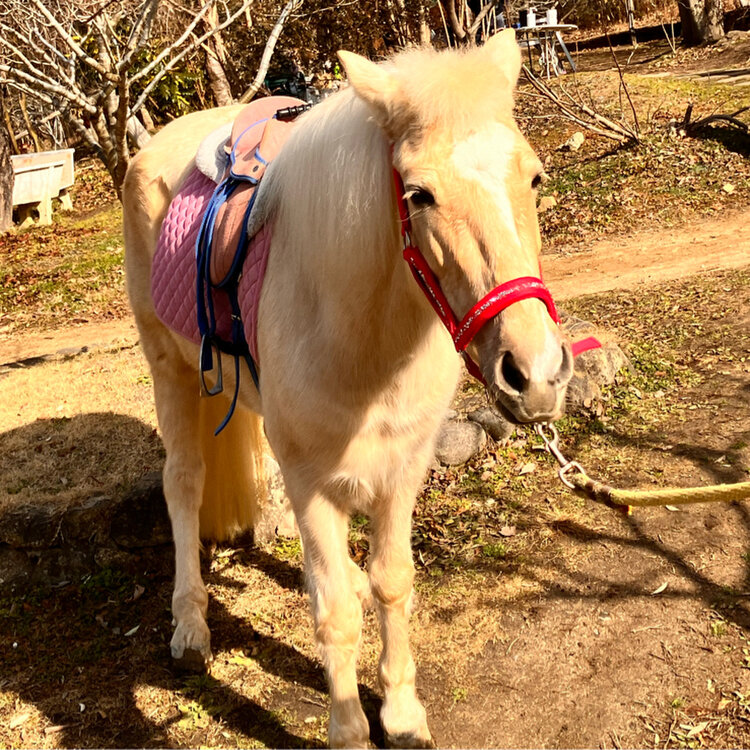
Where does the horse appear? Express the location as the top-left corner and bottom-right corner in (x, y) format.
(123, 30), (572, 748)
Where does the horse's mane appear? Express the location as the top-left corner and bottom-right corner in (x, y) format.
(260, 87), (395, 295)
(379, 45), (516, 132)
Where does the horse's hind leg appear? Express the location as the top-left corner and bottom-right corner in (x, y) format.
(370, 490), (433, 748)
(291, 487), (370, 748)
(146, 333), (212, 670)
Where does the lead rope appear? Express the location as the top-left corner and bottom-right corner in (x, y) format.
(534, 423), (750, 513)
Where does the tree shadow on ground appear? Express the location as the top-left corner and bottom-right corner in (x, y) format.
(688, 123), (750, 157)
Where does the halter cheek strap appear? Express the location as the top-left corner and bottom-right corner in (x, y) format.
(393, 167), (600, 383)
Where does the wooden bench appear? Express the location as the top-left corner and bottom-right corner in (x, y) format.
(11, 149), (74, 225)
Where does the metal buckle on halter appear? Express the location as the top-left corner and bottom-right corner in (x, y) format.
(533, 422), (584, 489)
(199, 335), (224, 397)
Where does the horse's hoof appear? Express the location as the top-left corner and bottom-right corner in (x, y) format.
(172, 646), (212, 673)
(384, 731), (436, 749)
(171, 614), (212, 672)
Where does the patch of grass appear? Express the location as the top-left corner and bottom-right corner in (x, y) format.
(480, 542), (507, 559)
(0, 202), (126, 334)
(452, 686), (468, 702)
(518, 69), (750, 252)
(80, 567), (135, 603)
(274, 538), (303, 562)
(537, 131), (750, 251)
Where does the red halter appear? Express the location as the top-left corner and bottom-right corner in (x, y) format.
(393, 168), (599, 384)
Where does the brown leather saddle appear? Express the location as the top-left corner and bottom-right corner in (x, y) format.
(208, 96), (306, 285)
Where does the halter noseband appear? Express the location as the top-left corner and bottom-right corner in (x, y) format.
(393, 168), (599, 384)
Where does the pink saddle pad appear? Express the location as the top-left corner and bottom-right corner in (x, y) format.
(151, 167), (272, 363)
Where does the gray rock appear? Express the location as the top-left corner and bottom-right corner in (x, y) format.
(560, 131), (585, 151)
(0, 504), (63, 549)
(468, 407), (515, 442)
(538, 195), (557, 213)
(560, 312), (629, 408)
(60, 495), (113, 545)
(565, 373), (602, 411)
(573, 343), (629, 387)
(30, 549), (93, 587)
(0, 548), (34, 589)
(435, 420), (487, 466)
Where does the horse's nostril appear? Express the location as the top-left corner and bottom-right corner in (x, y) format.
(501, 351), (528, 394)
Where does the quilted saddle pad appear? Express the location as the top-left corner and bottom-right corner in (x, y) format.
(151, 166), (272, 364)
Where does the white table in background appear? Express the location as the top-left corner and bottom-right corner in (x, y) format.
(517, 24), (578, 78)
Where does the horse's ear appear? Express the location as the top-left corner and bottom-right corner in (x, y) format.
(337, 50), (399, 119)
(483, 29), (522, 88)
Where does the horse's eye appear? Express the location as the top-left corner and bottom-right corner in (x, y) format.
(407, 187), (435, 207)
(531, 173), (544, 190)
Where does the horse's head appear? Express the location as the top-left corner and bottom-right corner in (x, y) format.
(338, 32), (572, 424)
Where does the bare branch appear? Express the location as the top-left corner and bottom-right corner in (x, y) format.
(446, 0), (468, 44)
(522, 65), (636, 143)
(0, 32), (84, 103)
(605, 32), (640, 137)
(29, 0), (117, 80)
(1, 78), (55, 107)
(684, 104), (750, 134)
(128, 0), (218, 82)
(130, 0), (255, 113)
(0, 63), (96, 114)
(239, 0), (303, 103)
(468, 0), (498, 37)
(113, 71), (130, 198)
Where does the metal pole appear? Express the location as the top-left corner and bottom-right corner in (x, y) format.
(626, 0), (637, 47)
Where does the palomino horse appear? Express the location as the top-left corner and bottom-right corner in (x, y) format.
(124, 31), (572, 748)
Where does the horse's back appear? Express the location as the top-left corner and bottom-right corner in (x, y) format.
(126, 105), (244, 207)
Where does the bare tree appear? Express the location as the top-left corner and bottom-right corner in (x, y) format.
(678, 0), (724, 44)
(0, 0), (299, 198)
(0, 93), (14, 232)
(199, 1), (237, 106)
(445, 0), (501, 45)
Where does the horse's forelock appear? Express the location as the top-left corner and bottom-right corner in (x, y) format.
(386, 45), (518, 136)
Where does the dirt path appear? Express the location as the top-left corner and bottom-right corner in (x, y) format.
(544, 208), (750, 301)
(2, 209), (747, 367)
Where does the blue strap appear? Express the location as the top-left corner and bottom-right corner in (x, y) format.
(194, 162), (261, 433)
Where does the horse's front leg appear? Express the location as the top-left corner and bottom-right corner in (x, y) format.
(294, 490), (370, 748)
(370, 487), (434, 748)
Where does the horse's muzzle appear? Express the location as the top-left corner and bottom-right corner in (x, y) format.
(486, 339), (574, 424)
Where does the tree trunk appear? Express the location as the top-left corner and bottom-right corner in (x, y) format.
(19, 94), (41, 152)
(0, 96), (15, 232)
(419, 0), (432, 45)
(678, 0), (724, 44)
(202, 4), (235, 106)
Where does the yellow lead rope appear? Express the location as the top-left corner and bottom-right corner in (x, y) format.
(534, 423), (750, 510)
(569, 472), (750, 508)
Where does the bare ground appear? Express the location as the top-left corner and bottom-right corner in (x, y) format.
(1, 206), (750, 748)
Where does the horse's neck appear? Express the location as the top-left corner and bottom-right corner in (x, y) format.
(270, 92), (450, 373)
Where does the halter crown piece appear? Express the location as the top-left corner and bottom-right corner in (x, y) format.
(392, 169), (600, 385)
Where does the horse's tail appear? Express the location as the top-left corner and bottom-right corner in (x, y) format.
(198, 394), (265, 541)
